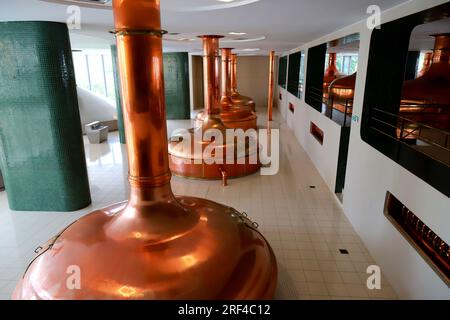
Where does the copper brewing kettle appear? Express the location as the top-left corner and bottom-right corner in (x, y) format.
(12, 0), (277, 300)
(401, 33), (450, 131)
(169, 37), (260, 183)
(195, 48), (257, 130)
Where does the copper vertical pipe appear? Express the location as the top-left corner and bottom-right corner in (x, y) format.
(231, 53), (238, 94)
(220, 48), (234, 108)
(267, 51), (275, 121)
(114, 0), (171, 191)
(200, 35), (223, 116)
(13, 0), (277, 300)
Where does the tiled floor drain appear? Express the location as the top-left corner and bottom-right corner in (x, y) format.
(339, 249), (349, 254)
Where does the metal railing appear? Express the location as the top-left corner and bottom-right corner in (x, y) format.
(307, 86), (353, 127)
(370, 108), (450, 154)
(328, 96), (353, 127)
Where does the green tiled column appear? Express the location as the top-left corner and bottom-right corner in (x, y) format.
(110, 45), (126, 144)
(163, 52), (191, 120)
(0, 21), (91, 211)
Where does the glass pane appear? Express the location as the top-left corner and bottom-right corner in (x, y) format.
(87, 55), (106, 96)
(72, 52), (90, 90)
(298, 52), (305, 98)
(350, 56), (358, 73)
(336, 55), (343, 72)
(103, 55), (116, 100)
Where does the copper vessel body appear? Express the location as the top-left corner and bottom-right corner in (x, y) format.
(169, 37), (261, 180)
(267, 51), (275, 121)
(230, 54), (256, 111)
(13, 0), (276, 300)
(401, 34), (450, 132)
(323, 52), (343, 98)
(328, 72), (356, 114)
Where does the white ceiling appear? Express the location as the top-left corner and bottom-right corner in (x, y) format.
(0, 0), (408, 54)
(409, 18), (450, 51)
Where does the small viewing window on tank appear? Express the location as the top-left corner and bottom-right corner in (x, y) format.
(305, 33), (359, 127)
(361, 2), (450, 197)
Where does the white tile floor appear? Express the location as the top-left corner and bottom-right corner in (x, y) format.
(0, 109), (397, 300)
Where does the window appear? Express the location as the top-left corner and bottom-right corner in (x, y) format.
(325, 53), (358, 75)
(361, 2), (450, 197)
(72, 50), (116, 100)
(305, 34), (360, 127)
(287, 51), (305, 98)
(278, 56), (288, 88)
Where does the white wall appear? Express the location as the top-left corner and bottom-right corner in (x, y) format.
(286, 92), (343, 193)
(77, 87), (117, 129)
(280, 0), (450, 299)
(277, 86), (288, 121)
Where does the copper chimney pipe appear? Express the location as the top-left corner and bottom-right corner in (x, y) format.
(220, 48), (235, 108)
(13, 0), (276, 300)
(230, 53), (256, 111)
(267, 51), (275, 121)
(201, 35), (223, 117)
(194, 36), (226, 128)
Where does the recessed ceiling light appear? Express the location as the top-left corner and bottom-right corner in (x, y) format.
(229, 32), (247, 36)
(242, 48), (260, 52)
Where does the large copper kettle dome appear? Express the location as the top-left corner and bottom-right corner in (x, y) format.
(13, 0), (277, 300)
(169, 36), (261, 182)
(401, 33), (450, 131)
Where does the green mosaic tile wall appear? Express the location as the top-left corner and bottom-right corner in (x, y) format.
(0, 21), (91, 211)
(163, 52), (191, 120)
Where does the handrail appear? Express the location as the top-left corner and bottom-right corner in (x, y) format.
(370, 108), (450, 153)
